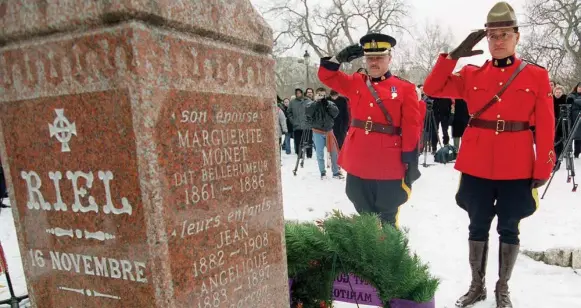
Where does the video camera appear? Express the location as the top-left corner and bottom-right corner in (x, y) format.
(424, 98), (434, 110)
(559, 104), (571, 117)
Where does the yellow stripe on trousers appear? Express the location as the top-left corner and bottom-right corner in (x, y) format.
(519, 187), (540, 232)
(395, 179), (412, 228)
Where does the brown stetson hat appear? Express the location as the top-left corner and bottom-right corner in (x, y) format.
(484, 1), (518, 29)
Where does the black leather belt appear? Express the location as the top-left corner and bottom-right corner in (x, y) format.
(468, 118), (529, 133)
(351, 119), (401, 135)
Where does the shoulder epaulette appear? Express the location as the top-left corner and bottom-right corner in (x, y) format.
(394, 75), (414, 85)
(523, 60), (546, 70)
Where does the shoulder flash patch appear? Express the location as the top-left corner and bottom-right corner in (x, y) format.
(395, 75), (413, 85)
(523, 60), (546, 69)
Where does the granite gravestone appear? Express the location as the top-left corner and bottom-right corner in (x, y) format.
(0, 1), (288, 307)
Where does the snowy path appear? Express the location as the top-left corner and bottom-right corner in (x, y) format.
(282, 152), (581, 308)
(1, 152), (580, 308)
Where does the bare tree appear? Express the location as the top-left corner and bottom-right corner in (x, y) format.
(522, 0), (580, 89)
(409, 21), (454, 83)
(274, 56), (325, 97)
(260, 0), (409, 58)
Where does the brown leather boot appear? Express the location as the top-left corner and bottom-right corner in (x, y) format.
(495, 243), (519, 308)
(455, 240), (488, 307)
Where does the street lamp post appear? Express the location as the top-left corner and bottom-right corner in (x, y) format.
(303, 50), (310, 89)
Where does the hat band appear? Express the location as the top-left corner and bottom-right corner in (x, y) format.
(363, 42), (392, 49)
(485, 20), (517, 28)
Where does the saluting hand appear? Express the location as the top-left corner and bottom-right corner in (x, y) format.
(448, 29), (487, 60)
(336, 44), (364, 63)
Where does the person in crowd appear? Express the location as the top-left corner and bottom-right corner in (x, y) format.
(305, 88), (315, 100)
(417, 86), (428, 152)
(330, 90), (350, 149)
(306, 88), (342, 179)
(431, 96), (453, 151)
(553, 85), (569, 159)
(317, 32), (422, 228)
(451, 98), (470, 148)
(276, 101), (288, 158)
(422, 2), (554, 307)
(567, 82), (581, 158)
(280, 97), (293, 154)
(287, 88), (313, 158)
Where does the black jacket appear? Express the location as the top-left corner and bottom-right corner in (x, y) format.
(331, 96), (350, 135)
(305, 99), (339, 131)
(452, 99), (469, 138)
(568, 93), (581, 140)
(432, 97), (452, 120)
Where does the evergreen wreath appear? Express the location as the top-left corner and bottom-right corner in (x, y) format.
(286, 211), (439, 308)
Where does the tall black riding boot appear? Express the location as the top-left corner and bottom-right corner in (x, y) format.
(456, 240), (488, 307)
(495, 243), (519, 308)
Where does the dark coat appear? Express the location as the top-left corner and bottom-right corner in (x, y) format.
(567, 92), (581, 140)
(331, 95), (350, 146)
(279, 103), (293, 134)
(432, 97), (452, 120)
(451, 99), (469, 138)
(305, 99), (339, 131)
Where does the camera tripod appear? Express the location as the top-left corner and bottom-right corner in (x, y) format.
(541, 110), (580, 198)
(292, 130), (313, 176)
(420, 103), (441, 167)
(0, 251), (29, 308)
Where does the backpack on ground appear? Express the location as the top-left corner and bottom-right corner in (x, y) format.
(434, 144), (458, 164)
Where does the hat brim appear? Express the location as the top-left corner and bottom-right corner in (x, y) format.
(473, 23), (530, 31)
(364, 50), (391, 56)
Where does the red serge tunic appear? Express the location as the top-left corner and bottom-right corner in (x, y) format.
(423, 54), (555, 180)
(318, 58), (422, 180)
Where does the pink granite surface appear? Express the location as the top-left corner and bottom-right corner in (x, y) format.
(0, 2), (286, 307)
(0, 0), (272, 50)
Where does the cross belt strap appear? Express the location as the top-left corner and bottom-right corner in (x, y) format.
(470, 61), (528, 119)
(351, 119), (402, 135)
(365, 78), (394, 125)
(468, 118), (530, 133)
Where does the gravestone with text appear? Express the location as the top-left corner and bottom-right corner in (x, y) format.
(0, 1), (288, 307)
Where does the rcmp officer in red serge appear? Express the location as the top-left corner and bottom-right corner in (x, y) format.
(423, 2), (555, 308)
(317, 33), (422, 228)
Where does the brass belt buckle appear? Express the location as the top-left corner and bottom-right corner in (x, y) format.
(496, 119), (505, 135)
(364, 120), (373, 135)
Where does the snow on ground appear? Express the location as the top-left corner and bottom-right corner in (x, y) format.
(282, 152), (581, 308)
(1, 150), (581, 308)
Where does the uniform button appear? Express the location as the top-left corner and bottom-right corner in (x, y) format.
(495, 132), (499, 135)
(356, 90), (359, 94)
(499, 82), (503, 86)
(394, 143), (398, 146)
(501, 69), (505, 72)
(526, 88), (530, 92)
(473, 86), (477, 90)
(369, 103), (373, 107)
(497, 114), (501, 118)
